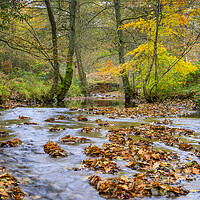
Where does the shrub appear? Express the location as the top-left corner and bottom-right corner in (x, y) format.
(67, 77), (83, 97)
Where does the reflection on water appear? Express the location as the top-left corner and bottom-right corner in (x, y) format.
(0, 99), (200, 200)
(183, 110), (200, 118)
(58, 99), (126, 108)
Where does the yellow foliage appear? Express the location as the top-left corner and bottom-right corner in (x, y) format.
(120, 0), (198, 38)
(115, 0), (199, 90)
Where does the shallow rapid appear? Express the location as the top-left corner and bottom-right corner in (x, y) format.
(0, 100), (200, 200)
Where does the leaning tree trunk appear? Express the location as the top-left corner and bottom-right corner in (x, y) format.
(114, 0), (135, 107)
(44, 0), (59, 99)
(57, 0), (77, 101)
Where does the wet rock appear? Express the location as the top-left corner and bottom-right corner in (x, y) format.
(48, 183), (63, 193)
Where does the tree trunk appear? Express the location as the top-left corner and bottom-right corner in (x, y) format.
(143, 0), (160, 103)
(75, 0), (89, 97)
(57, 0), (77, 101)
(132, 72), (136, 95)
(113, 0), (135, 107)
(75, 46), (89, 96)
(44, 0), (59, 99)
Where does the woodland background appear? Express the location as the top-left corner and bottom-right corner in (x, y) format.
(0, 0), (200, 106)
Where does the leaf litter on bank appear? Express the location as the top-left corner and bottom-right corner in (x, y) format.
(154, 119), (173, 125)
(98, 122), (115, 127)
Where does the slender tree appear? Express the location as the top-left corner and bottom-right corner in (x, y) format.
(143, 0), (161, 102)
(119, 0), (200, 102)
(44, 0), (60, 99)
(114, 0), (135, 107)
(75, 0), (89, 97)
(57, 0), (77, 100)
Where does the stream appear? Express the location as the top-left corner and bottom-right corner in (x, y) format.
(0, 99), (200, 200)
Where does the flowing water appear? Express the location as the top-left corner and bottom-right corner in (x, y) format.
(0, 99), (200, 200)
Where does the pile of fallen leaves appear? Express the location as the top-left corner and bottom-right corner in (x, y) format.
(115, 124), (194, 144)
(24, 122), (37, 125)
(49, 127), (65, 132)
(44, 141), (68, 158)
(0, 138), (22, 147)
(128, 124), (200, 156)
(98, 122), (113, 127)
(82, 158), (119, 174)
(0, 102), (18, 109)
(58, 115), (70, 120)
(83, 119), (200, 198)
(69, 107), (78, 111)
(81, 127), (95, 133)
(19, 115), (29, 120)
(0, 166), (25, 199)
(44, 118), (55, 122)
(0, 131), (8, 136)
(76, 115), (88, 121)
(60, 135), (91, 144)
(83, 99), (195, 119)
(89, 173), (188, 199)
(84, 145), (103, 157)
(154, 118), (173, 125)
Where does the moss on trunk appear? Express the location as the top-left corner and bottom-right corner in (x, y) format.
(57, 63), (73, 100)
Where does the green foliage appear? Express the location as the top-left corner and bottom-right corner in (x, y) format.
(0, 83), (11, 103)
(194, 93), (200, 109)
(6, 74), (51, 101)
(0, 0), (28, 30)
(0, 48), (51, 79)
(67, 77), (83, 97)
(0, 68), (51, 103)
(185, 65), (200, 86)
(0, 49), (52, 102)
(149, 67), (200, 101)
(116, 0), (199, 102)
(184, 67), (200, 108)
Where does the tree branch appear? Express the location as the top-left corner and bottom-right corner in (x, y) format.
(149, 32), (200, 95)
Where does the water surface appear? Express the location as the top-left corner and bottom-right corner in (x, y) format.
(0, 100), (200, 200)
